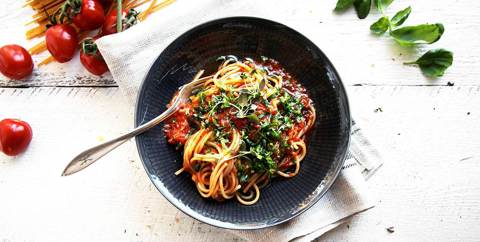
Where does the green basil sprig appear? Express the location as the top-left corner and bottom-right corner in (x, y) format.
(369, 7), (444, 46)
(369, 6), (411, 34)
(334, 1), (454, 78)
(369, 6), (410, 35)
(405, 49), (453, 77)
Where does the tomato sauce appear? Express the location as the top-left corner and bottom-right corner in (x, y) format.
(164, 103), (191, 145)
(164, 57), (314, 147)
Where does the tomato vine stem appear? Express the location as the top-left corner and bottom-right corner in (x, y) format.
(117, 0), (122, 33)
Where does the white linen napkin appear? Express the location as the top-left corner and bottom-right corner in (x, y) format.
(96, 0), (383, 240)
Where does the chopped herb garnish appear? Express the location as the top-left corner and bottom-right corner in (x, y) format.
(180, 57), (314, 181)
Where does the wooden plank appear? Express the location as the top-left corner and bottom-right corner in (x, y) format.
(1, 86), (480, 241)
(0, 0), (479, 87)
(0, 71), (116, 87)
(0, 87), (238, 242)
(320, 85), (480, 241)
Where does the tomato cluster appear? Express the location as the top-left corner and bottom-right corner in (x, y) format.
(0, 0), (141, 157)
(0, 0), (139, 80)
(43, 0), (139, 76)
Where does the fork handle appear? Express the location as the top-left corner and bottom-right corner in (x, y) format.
(63, 70), (207, 176)
(62, 106), (178, 176)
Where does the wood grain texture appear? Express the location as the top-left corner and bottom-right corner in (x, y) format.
(1, 85), (480, 241)
(0, 87), (239, 242)
(319, 85), (480, 241)
(1, 0), (480, 241)
(0, 0), (479, 87)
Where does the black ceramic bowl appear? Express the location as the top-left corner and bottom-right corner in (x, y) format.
(135, 17), (351, 230)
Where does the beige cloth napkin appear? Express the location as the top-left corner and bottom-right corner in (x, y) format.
(96, 0), (383, 241)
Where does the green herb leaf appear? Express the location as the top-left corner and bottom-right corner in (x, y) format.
(370, 16), (390, 35)
(404, 49), (453, 77)
(354, 0), (371, 19)
(390, 23), (444, 46)
(374, 0), (394, 11)
(335, 0), (355, 11)
(265, 156), (277, 175)
(246, 114), (260, 123)
(390, 6), (411, 27)
(236, 92), (249, 107)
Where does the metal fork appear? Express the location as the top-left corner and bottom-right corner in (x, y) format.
(62, 70), (209, 176)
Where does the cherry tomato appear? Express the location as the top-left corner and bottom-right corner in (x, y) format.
(72, 0), (105, 31)
(80, 52), (108, 76)
(79, 38), (108, 76)
(101, 9), (127, 36)
(45, 24), (78, 63)
(0, 119), (33, 156)
(0, 45), (33, 80)
(80, 53), (108, 76)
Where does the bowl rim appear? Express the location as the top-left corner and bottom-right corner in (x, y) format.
(134, 16), (351, 230)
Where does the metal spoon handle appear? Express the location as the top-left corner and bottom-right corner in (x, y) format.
(62, 106), (177, 176)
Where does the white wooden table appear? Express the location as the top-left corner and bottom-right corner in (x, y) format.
(1, 0), (480, 241)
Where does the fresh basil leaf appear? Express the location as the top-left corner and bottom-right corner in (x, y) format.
(404, 49), (453, 77)
(391, 6), (411, 27)
(335, 0), (355, 11)
(246, 113), (260, 123)
(354, 0), (371, 19)
(374, 0), (394, 11)
(370, 16), (390, 35)
(236, 92), (249, 107)
(390, 23), (444, 46)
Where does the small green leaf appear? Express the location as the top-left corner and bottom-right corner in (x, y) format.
(354, 0), (371, 19)
(404, 49), (453, 77)
(391, 6), (411, 27)
(390, 23), (444, 46)
(236, 92), (248, 106)
(335, 0), (355, 11)
(370, 16), (390, 35)
(246, 114), (260, 123)
(374, 0), (394, 11)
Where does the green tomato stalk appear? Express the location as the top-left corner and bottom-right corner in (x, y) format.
(117, 0), (122, 33)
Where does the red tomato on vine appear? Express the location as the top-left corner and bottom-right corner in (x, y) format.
(79, 38), (109, 76)
(45, 24), (79, 63)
